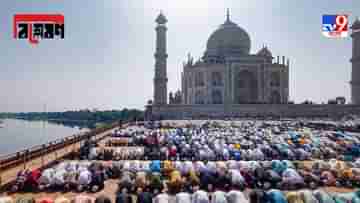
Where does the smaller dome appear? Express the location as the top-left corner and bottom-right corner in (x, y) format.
(257, 46), (272, 57)
(156, 12), (167, 24)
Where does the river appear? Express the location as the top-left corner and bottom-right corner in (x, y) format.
(0, 119), (89, 156)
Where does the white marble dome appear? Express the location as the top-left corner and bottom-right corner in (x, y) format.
(205, 17), (251, 57)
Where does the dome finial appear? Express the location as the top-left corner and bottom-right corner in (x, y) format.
(156, 10), (167, 24)
(226, 8), (230, 22)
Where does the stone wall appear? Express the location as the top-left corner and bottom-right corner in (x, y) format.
(150, 104), (360, 119)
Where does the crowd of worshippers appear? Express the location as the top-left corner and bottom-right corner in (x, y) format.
(87, 122), (360, 162)
(6, 160), (360, 203)
(10, 159), (360, 194)
(8, 121), (360, 203)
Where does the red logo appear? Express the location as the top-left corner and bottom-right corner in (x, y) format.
(13, 14), (64, 45)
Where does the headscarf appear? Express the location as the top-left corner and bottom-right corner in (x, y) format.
(78, 169), (92, 186)
(150, 160), (161, 173)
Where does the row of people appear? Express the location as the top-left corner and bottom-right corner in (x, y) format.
(11, 161), (108, 193)
(11, 159), (360, 193)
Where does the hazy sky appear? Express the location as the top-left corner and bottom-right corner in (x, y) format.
(0, 0), (359, 112)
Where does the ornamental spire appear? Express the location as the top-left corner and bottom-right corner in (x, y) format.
(156, 10), (167, 24)
(226, 8), (230, 22)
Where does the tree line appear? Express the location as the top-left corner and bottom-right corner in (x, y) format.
(0, 109), (144, 128)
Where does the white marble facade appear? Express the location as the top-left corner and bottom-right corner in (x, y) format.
(154, 10), (289, 106)
(180, 12), (289, 105)
(182, 55), (289, 105)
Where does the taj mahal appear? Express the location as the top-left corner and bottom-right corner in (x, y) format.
(146, 10), (360, 119)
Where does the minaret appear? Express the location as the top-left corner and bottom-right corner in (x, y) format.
(226, 8), (230, 22)
(351, 17), (360, 104)
(153, 11), (168, 105)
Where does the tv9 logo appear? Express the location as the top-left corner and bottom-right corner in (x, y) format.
(322, 14), (348, 38)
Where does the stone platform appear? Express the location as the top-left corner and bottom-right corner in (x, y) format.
(148, 104), (360, 119)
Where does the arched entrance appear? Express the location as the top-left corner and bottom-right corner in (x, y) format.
(212, 90), (223, 104)
(211, 72), (223, 86)
(195, 90), (205, 104)
(270, 72), (280, 87)
(269, 91), (281, 104)
(234, 70), (258, 103)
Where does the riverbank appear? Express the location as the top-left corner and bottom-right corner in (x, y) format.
(0, 119), (89, 155)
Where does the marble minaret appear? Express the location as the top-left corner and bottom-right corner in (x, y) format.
(153, 12), (168, 105)
(351, 18), (360, 104)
